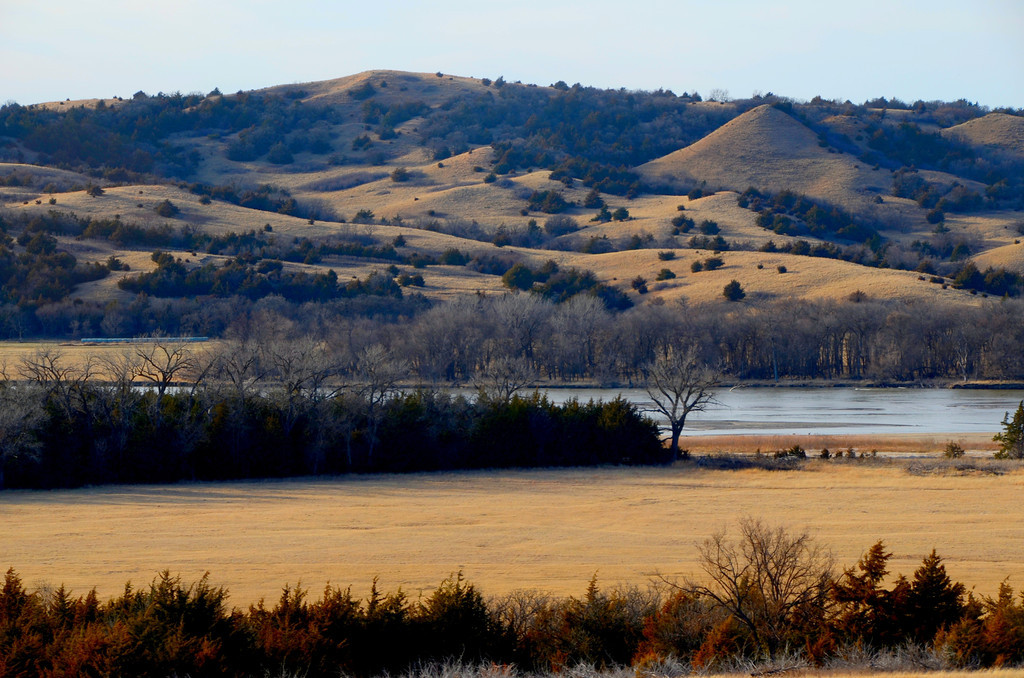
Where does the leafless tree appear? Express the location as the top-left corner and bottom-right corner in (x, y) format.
(264, 336), (344, 471)
(211, 338), (268, 405)
(405, 298), (485, 383)
(542, 295), (608, 381)
(489, 589), (553, 642)
(94, 350), (147, 456)
(19, 349), (96, 419)
(354, 344), (408, 464)
(643, 345), (719, 459)
(473, 355), (535, 404)
(684, 518), (834, 657)
(487, 293), (553, 359)
(133, 342), (197, 398)
(266, 336), (341, 402)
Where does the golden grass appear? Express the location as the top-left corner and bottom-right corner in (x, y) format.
(973, 242), (1024, 276)
(0, 162), (93, 188)
(637, 105), (892, 212)
(942, 112), (1024, 155)
(24, 98), (126, 112)
(545, 248), (985, 307)
(0, 168), (1012, 310)
(2, 463), (1022, 606)
(0, 340), (221, 377)
(681, 432), (999, 456)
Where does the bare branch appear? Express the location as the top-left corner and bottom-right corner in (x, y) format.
(643, 345), (720, 459)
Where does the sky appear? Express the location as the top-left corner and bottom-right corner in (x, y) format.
(2, 0), (1023, 109)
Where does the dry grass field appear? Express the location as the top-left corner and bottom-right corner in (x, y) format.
(2, 461), (1022, 607)
(0, 339), (222, 377)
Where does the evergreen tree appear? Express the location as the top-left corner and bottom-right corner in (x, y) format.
(994, 401), (1024, 459)
(907, 550), (965, 642)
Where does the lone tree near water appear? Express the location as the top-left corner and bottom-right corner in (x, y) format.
(994, 400), (1024, 459)
(643, 346), (719, 459)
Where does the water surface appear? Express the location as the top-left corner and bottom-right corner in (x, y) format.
(539, 387), (1024, 436)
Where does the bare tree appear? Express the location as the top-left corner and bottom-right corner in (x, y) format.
(354, 344), (408, 464)
(487, 293), (553, 359)
(211, 338), (268, 405)
(643, 346), (719, 459)
(685, 518), (834, 657)
(265, 336), (343, 468)
(265, 337), (332, 397)
(19, 349), (96, 420)
(473, 355), (535, 404)
(95, 350), (147, 456)
(133, 342), (197, 398)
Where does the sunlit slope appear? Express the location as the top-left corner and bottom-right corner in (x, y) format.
(638, 105), (893, 210)
(942, 112), (1024, 156)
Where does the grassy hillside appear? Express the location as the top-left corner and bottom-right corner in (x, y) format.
(942, 112), (1024, 155)
(1, 71), (1023, 344)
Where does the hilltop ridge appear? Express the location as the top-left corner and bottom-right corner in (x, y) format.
(0, 69), (1023, 341)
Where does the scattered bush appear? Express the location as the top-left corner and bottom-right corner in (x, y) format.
(943, 441), (965, 458)
(723, 279), (745, 301)
(154, 199), (180, 218)
(699, 219), (720, 235)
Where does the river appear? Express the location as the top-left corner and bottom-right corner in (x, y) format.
(538, 387), (1024, 437)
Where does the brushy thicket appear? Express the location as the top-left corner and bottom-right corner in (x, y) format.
(2, 541), (1023, 677)
(0, 383), (665, 490)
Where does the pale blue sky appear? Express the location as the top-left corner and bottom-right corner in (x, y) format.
(2, 0), (1022, 108)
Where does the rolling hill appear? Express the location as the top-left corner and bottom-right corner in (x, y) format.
(1, 69), (1023, 343)
(941, 112), (1024, 156)
(638, 104), (892, 211)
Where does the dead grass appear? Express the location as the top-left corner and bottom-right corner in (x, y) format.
(638, 105), (892, 212)
(682, 432), (1000, 456)
(0, 340), (221, 377)
(397, 661), (1024, 678)
(2, 462), (1022, 607)
(942, 112), (1024, 155)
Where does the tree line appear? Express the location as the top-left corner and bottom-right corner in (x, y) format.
(2, 521), (1021, 676)
(4, 289), (1024, 383)
(0, 340), (664, 490)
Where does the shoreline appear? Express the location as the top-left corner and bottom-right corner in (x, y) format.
(680, 431), (1000, 455)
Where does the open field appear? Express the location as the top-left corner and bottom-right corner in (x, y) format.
(2, 460), (1022, 607)
(0, 339), (222, 377)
